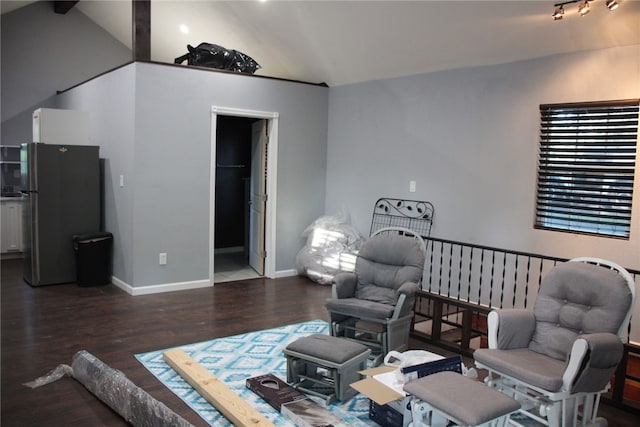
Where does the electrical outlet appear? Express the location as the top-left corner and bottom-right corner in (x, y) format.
(409, 180), (416, 193)
(159, 253), (167, 265)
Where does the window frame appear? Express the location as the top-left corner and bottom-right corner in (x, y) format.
(534, 99), (639, 239)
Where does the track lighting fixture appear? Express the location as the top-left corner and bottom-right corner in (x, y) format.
(578, 1), (591, 15)
(552, 5), (565, 20)
(552, 0), (619, 21)
(606, 0), (619, 10)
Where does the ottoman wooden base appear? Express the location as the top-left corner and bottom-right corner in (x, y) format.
(283, 334), (371, 404)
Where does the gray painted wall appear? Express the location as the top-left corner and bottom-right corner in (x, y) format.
(326, 44), (640, 271)
(1, 3), (329, 288)
(3, 1), (638, 288)
(56, 67), (136, 285)
(1, 1), (131, 145)
(132, 63), (328, 285)
(57, 62), (328, 287)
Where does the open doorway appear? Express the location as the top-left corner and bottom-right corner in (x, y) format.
(213, 116), (262, 282)
(209, 106), (279, 284)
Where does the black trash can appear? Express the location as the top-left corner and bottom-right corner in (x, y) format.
(73, 232), (113, 286)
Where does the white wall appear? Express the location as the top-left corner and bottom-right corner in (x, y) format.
(58, 62), (328, 288)
(326, 45), (640, 271)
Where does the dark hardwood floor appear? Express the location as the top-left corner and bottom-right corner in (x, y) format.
(2, 259), (638, 426)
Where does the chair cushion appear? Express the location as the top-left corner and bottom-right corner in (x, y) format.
(285, 334), (369, 364)
(354, 283), (398, 305)
(530, 262), (631, 361)
(324, 297), (395, 321)
(474, 347), (566, 392)
(404, 371), (520, 426)
(355, 234), (424, 304)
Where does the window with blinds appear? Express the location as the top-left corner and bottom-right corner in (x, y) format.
(535, 100), (639, 238)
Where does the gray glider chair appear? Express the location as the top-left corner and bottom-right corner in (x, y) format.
(325, 227), (426, 366)
(474, 257), (636, 427)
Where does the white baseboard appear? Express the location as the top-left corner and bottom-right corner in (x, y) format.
(274, 269), (297, 279)
(111, 276), (212, 296)
(111, 270), (299, 295)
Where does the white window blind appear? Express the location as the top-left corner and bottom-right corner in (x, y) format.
(535, 100), (639, 238)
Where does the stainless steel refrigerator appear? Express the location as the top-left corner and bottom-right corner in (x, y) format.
(21, 143), (100, 286)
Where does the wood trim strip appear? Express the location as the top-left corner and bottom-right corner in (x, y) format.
(163, 349), (276, 427)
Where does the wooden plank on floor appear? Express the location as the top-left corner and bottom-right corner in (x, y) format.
(163, 349), (275, 427)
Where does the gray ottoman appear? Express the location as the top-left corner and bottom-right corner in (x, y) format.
(404, 371), (520, 427)
(283, 334), (371, 404)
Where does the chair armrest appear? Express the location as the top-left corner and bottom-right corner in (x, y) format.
(332, 272), (357, 299)
(564, 332), (623, 393)
(397, 281), (419, 296)
(392, 282), (419, 318)
(487, 309), (535, 350)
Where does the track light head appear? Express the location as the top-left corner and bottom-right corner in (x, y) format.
(552, 5), (565, 20)
(606, 0), (619, 11)
(578, 0), (591, 16)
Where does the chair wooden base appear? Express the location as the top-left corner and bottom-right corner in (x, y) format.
(283, 334), (371, 404)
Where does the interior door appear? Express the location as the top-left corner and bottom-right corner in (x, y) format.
(249, 120), (267, 275)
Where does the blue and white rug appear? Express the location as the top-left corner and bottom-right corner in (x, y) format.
(135, 320), (376, 426)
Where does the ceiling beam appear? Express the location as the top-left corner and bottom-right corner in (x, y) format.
(132, 0), (151, 61)
(53, 1), (79, 15)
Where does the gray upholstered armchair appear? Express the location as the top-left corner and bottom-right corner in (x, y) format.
(325, 228), (426, 365)
(474, 257), (636, 427)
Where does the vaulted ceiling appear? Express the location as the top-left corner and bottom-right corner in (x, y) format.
(3, 1), (640, 86)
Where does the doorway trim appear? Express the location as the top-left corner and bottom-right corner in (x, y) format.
(210, 106), (279, 284)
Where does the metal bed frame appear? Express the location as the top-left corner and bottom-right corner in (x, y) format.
(369, 197), (434, 238)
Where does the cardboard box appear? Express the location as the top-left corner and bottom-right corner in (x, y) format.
(369, 395), (411, 427)
(351, 355), (462, 427)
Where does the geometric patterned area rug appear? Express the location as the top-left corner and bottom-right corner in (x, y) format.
(135, 320), (377, 426)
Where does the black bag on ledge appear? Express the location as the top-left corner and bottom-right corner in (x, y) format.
(174, 42), (261, 74)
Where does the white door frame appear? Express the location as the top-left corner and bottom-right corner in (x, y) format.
(210, 106), (279, 283)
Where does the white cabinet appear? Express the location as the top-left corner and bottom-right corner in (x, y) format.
(1, 199), (23, 253)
